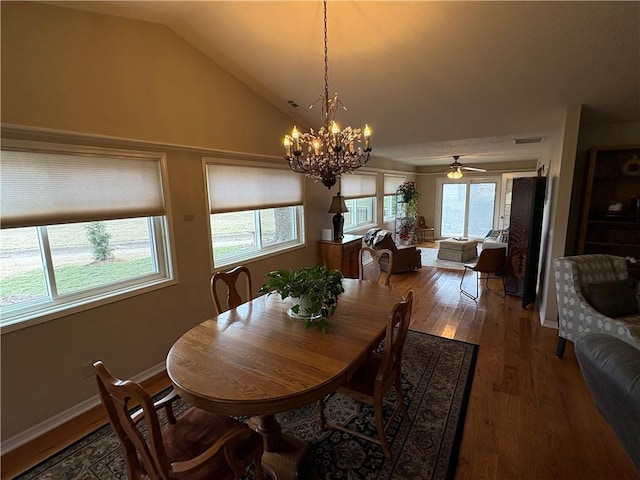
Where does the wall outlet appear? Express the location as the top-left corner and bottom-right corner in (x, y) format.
(80, 362), (94, 379)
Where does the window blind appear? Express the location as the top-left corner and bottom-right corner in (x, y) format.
(1, 150), (165, 229)
(207, 164), (303, 214)
(340, 173), (377, 199)
(384, 174), (407, 195)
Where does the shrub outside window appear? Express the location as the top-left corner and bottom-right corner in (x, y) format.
(0, 142), (174, 330)
(205, 162), (304, 267)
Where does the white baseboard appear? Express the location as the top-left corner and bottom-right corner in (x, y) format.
(1, 361), (166, 454)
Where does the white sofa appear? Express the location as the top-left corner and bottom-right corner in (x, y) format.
(481, 229), (508, 251)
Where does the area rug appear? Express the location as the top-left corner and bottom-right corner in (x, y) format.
(420, 247), (477, 271)
(17, 331), (478, 480)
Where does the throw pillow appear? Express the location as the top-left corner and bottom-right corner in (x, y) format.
(584, 280), (639, 318)
(497, 230), (509, 243)
(487, 230), (501, 240)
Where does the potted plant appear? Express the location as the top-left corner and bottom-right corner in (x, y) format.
(258, 265), (344, 333)
(396, 181), (421, 245)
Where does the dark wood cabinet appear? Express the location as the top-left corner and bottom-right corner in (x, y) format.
(505, 176), (547, 308)
(578, 145), (640, 278)
(318, 234), (363, 278)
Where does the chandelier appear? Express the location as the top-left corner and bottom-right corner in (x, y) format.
(283, 0), (371, 189)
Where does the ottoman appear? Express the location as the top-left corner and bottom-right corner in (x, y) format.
(438, 238), (478, 262)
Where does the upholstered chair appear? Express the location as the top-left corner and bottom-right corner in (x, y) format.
(364, 230), (421, 273)
(553, 254), (640, 358)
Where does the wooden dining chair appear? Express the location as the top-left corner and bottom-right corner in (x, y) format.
(459, 246), (507, 300)
(94, 361), (264, 480)
(317, 290), (414, 459)
(358, 246), (393, 286)
(211, 265), (252, 314)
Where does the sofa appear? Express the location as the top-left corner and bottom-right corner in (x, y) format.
(553, 254), (640, 358)
(363, 229), (421, 273)
(574, 333), (640, 474)
(482, 228), (508, 252)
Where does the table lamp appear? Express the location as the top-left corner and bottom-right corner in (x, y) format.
(328, 193), (348, 241)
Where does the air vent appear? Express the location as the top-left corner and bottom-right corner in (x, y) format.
(287, 100), (299, 108)
(514, 136), (544, 145)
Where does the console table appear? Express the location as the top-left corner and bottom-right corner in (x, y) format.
(318, 234), (363, 278)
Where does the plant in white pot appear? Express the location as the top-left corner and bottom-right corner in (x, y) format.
(258, 265), (344, 333)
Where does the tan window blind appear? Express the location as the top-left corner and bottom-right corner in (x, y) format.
(384, 174), (407, 195)
(341, 173), (377, 199)
(1, 150), (165, 229)
(207, 164), (303, 214)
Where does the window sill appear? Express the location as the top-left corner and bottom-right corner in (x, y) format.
(0, 277), (178, 334)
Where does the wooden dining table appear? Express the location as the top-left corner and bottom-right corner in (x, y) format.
(166, 278), (404, 479)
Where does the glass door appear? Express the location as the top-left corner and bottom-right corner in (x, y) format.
(438, 179), (499, 239)
(499, 171), (537, 229)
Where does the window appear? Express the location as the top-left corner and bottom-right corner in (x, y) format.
(341, 173), (377, 231)
(383, 175), (406, 221)
(206, 162), (304, 267)
(437, 177), (499, 239)
(0, 143), (173, 329)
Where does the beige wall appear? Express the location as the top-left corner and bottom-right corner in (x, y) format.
(1, 2), (289, 155)
(0, 2), (344, 442)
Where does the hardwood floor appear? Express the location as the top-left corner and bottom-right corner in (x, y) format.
(3, 255), (638, 479)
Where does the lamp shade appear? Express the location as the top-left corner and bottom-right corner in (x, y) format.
(328, 194), (348, 213)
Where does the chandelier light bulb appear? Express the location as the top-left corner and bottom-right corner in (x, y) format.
(447, 167), (463, 180)
(283, 136), (292, 157)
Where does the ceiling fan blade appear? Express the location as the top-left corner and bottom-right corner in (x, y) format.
(462, 166), (487, 172)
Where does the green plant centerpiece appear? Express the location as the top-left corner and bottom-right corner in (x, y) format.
(259, 265), (344, 333)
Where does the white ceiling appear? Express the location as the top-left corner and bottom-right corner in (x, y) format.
(49, 1), (640, 168)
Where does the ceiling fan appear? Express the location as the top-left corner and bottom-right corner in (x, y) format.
(446, 155), (487, 179)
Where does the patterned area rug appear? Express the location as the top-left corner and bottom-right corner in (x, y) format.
(17, 331), (478, 480)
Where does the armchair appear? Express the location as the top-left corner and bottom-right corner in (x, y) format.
(363, 229), (421, 273)
(553, 254), (640, 358)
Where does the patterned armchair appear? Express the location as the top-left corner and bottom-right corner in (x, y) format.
(553, 254), (640, 358)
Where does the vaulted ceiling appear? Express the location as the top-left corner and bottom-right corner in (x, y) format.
(48, 1), (640, 169)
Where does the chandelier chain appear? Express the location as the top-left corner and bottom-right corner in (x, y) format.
(323, 0), (329, 125)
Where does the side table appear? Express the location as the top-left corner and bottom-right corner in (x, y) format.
(318, 234), (363, 278)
